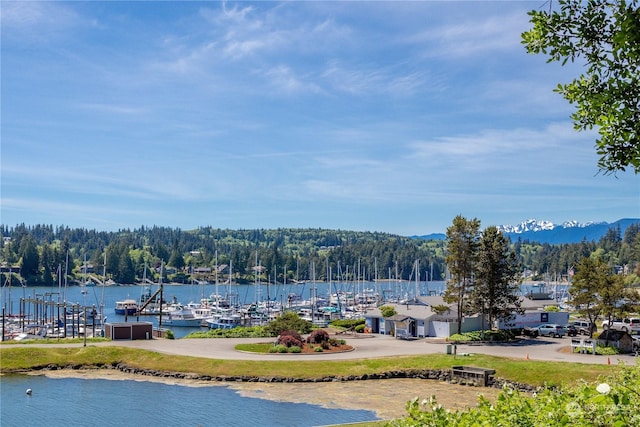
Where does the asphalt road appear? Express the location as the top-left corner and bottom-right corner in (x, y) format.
(72, 333), (637, 365)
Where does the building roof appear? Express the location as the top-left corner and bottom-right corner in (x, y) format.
(366, 300), (458, 321)
(598, 329), (632, 341)
(519, 297), (560, 311)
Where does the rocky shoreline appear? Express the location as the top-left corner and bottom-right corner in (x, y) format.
(23, 362), (538, 393)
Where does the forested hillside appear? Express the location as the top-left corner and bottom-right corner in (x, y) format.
(1, 223), (638, 287)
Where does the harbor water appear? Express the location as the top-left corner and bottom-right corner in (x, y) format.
(1, 280), (567, 338)
(0, 374), (379, 426)
(1, 280), (449, 338)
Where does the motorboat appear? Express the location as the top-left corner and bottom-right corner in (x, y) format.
(114, 299), (138, 315)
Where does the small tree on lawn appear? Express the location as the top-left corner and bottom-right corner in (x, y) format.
(265, 311), (313, 336)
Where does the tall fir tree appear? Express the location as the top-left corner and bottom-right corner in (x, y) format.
(472, 226), (523, 329)
(444, 215), (481, 334)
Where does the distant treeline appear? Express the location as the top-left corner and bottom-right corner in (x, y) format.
(1, 223), (638, 286)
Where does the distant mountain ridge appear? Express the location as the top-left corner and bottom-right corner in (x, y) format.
(497, 219), (597, 234)
(412, 218), (639, 244)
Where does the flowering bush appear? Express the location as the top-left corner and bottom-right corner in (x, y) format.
(276, 329), (304, 347)
(388, 363), (640, 426)
(278, 334), (303, 348)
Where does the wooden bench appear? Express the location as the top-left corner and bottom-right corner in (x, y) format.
(451, 366), (496, 386)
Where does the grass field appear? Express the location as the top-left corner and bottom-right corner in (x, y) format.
(0, 344), (618, 387)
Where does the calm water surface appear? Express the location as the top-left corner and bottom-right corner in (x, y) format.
(0, 375), (378, 427)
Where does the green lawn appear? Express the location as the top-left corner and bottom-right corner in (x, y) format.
(0, 345), (617, 388)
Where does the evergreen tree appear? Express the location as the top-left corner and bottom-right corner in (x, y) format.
(152, 242), (170, 263)
(168, 248), (185, 271)
(105, 242), (121, 279)
(472, 226), (523, 329)
(19, 234), (39, 279)
(40, 243), (55, 287)
(118, 248), (136, 284)
(444, 215), (480, 334)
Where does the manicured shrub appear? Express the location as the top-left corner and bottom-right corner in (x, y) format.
(278, 334), (303, 348)
(307, 329), (329, 344)
(184, 325), (271, 339)
(595, 345), (620, 355)
(314, 346), (323, 352)
(330, 318), (365, 329)
(288, 346), (301, 353)
(449, 330), (517, 342)
(275, 344), (288, 353)
(164, 329), (175, 340)
(279, 329), (303, 343)
(276, 329), (304, 348)
(354, 324), (366, 333)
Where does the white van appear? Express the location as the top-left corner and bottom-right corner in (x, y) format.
(602, 317), (640, 333)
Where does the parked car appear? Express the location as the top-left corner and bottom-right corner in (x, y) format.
(535, 324), (567, 338)
(631, 332), (640, 352)
(571, 320), (597, 335)
(565, 324), (578, 337)
(602, 317), (640, 333)
(522, 325), (539, 338)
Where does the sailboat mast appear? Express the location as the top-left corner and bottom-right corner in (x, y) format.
(415, 259), (420, 299)
(215, 250), (219, 309)
(100, 251), (106, 325)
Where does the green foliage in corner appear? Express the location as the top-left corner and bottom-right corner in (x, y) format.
(387, 363), (640, 426)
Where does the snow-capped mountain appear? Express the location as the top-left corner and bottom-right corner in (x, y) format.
(498, 218), (637, 244)
(412, 218), (639, 244)
(497, 219), (600, 234)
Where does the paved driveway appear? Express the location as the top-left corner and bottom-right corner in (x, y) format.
(83, 334), (636, 365)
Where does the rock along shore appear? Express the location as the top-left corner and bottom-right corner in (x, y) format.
(26, 362), (538, 393)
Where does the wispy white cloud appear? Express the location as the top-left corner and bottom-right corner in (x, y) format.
(320, 60), (438, 97)
(75, 103), (147, 115)
(0, 1), (98, 46)
(1, 197), (150, 222)
(408, 122), (586, 161)
(1, 1), (78, 32)
(410, 11), (530, 59)
(262, 65), (323, 95)
(2, 162), (203, 202)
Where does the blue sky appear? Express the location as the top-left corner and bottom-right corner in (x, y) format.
(2, 1), (638, 235)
